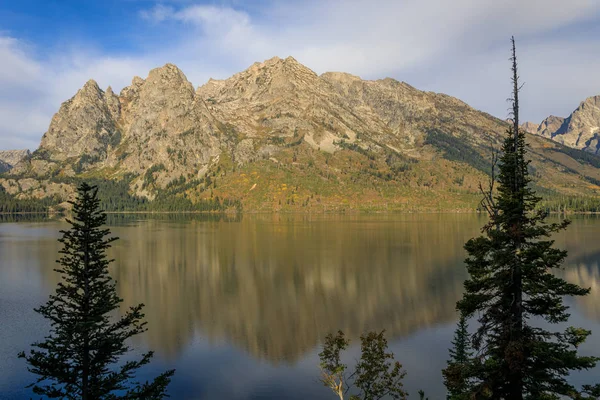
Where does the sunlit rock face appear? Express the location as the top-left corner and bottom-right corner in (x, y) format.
(535, 96), (600, 154)
(0, 150), (30, 169)
(7, 58), (600, 208)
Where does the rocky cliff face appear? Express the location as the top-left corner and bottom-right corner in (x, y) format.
(520, 122), (539, 134)
(4, 57), (600, 210)
(535, 96), (600, 153)
(0, 149), (31, 169)
(537, 115), (566, 138)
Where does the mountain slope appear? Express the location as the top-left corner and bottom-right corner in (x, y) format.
(2, 57), (600, 212)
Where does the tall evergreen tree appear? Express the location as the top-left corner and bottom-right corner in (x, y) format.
(446, 37), (599, 399)
(443, 316), (473, 400)
(19, 182), (175, 399)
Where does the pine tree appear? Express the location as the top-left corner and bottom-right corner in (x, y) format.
(19, 182), (175, 399)
(443, 316), (472, 399)
(448, 37), (599, 399)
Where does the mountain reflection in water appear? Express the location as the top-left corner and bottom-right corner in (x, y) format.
(4, 214), (600, 399)
(107, 214), (480, 362)
(32, 214), (476, 362)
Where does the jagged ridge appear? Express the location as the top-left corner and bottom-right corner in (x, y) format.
(2, 58), (600, 211)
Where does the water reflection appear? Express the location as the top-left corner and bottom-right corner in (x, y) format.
(106, 215), (479, 362)
(3, 214), (600, 399)
(28, 214), (479, 361)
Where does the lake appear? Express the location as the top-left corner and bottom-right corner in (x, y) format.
(1, 214), (600, 399)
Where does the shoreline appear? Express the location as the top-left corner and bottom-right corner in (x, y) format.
(2, 210), (600, 216)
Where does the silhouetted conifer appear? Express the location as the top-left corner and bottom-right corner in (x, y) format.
(446, 37), (599, 400)
(19, 182), (175, 399)
(443, 316), (473, 399)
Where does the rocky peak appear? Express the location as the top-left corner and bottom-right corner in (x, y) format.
(125, 63), (195, 119)
(202, 56), (319, 102)
(520, 121), (539, 134)
(75, 79), (104, 102)
(37, 78), (119, 163)
(0, 149), (31, 169)
(564, 95), (600, 151)
(537, 115), (566, 138)
(104, 86), (121, 122)
(120, 76), (145, 100)
(535, 95), (600, 153)
(145, 63), (194, 91)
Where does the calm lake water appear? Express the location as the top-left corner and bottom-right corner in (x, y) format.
(1, 214), (600, 399)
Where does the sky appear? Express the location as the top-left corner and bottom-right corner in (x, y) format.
(1, 0), (599, 150)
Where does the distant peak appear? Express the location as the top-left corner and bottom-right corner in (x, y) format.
(132, 76), (145, 86)
(75, 79), (103, 100)
(146, 63), (191, 85)
(83, 79), (100, 90)
(581, 95), (600, 106)
(151, 63), (184, 75)
(266, 56), (281, 63)
(248, 56), (305, 71)
(321, 71), (362, 82)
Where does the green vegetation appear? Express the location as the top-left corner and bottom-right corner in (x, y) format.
(19, 183), (175, 398)
(443, 316), (473, 400)
(551, 145), (600, 169)
(319, 330), (408, 400)
(539, 195), (600, 213)
(74, 153), (102, 173)
(425, 129), (491, 175)
(142, 163), (167, 189)
(0, 187), (56, 213)
(334, 140), (377, 160)
(54, 175), (242, 213)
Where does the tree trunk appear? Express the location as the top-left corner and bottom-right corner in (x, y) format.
(82, 222), (91, 400)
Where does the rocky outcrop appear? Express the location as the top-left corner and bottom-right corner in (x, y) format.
(38, 80), (120, 162)
(535, 96), (600, 153)
(537, 115), (566, 138)
(0, 149), (31, 169)
(520, 121), (539, 134)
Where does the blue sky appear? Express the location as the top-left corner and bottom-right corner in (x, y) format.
(1, 0), (600, 150)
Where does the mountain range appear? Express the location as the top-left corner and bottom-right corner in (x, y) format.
(519, 95), (600, 153)
(1, 56), (600, 212)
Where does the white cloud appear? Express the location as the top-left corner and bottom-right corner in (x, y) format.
(1, 0), (599, 150)
(0, 37), (159, 150)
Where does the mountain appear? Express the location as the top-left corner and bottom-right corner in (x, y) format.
(520, 122), (539, 134)
(537, 115), (566, 138)
(2, 57), (600, 212)
(535, 96), (600, 153)
(0, 150), (31, 170)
